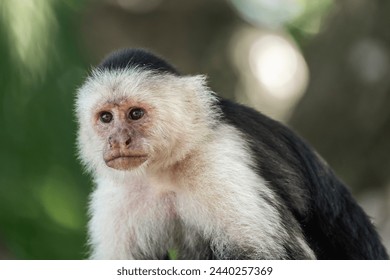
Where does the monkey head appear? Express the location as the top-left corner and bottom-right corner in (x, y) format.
(75, 67), (219, 174)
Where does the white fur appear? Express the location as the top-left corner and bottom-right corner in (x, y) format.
(175, 124), (287, 258)
(76, 69), (314, 259)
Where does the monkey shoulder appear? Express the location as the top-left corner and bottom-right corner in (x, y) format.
(216, 98), (312, 216)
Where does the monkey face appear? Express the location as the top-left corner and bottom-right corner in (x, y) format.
(76, 69), (218, 173)
(93, 99), (152, 170)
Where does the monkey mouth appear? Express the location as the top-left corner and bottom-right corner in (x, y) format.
(105, 154), (148, 170)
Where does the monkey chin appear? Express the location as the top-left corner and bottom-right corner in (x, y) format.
(105, 156), (148, 170)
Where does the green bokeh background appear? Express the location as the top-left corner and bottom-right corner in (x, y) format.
(0, 0), (89, 259)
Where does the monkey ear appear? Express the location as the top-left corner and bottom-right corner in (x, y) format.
(180, 75), (216, 100)
(183, 74), (208, 88)
(192, 74), (219, 101)
(178, 74), (221, 125)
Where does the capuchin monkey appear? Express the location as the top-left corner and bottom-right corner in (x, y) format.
(75, 48), (388, 260)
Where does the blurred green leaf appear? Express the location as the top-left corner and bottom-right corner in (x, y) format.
(0, 0), (89, 259)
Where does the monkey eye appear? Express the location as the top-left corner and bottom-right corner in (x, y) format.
(99, 111), (113, 123)
(128, 108), (145, 120)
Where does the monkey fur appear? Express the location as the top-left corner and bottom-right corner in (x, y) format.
(75, 48), (388, 260)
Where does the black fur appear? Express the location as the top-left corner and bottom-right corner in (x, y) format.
(97, 48), (179, 75)
(218, 98), (389, 259)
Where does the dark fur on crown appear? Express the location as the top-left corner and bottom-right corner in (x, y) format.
(97, 48), (179, 75)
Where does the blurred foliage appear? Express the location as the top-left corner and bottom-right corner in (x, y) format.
(288, 0), (333, 46)
(0, 0), (89, 259)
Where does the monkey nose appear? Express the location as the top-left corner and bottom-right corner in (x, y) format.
(125, 137), (131, 146)
(118, 136), (131, 147)
(108, 135), (131, 148)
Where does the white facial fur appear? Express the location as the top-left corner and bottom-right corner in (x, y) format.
(76, 69), (218, 174)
